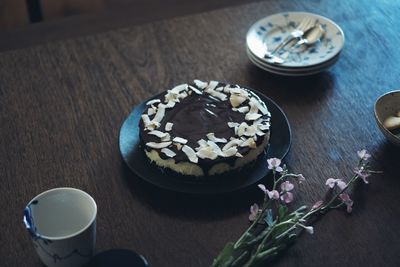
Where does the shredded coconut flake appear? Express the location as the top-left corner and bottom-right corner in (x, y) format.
(205, 88), (227, 101)
(153, 104), (166, 123)
(165, 122), (173, 131)
(171, 83), (188, 94)
(182, 145), (198, 163)
(161, 148), (176, 157)
(161, 133), (171, 141)
(258, 123), (270, 131)
(142, 114), (160, 131)
(228, 122), (240, 128)
(245, 113), (263, 121)
(146, 141), (172, 149)
(147, 108), (156, 116)
(233, 106), (250, 113)
(196, 146), (218, 160)
(207, 80), (219, 91)
(173, 137), (188, 144)
(237, 122), (249, 137)
(164, 100), (176, 108)
(243, 125), (257, 137)
(206, 133), (227, 143)
(188, 85), (203, 95)
(240, 138), (257, 149)
(250, 97), (269, 115)
(230, 94), (247, 108)
(148, 130), (168, 138)
(195, 139), (208, 151)
(194, 79), (208, 89)
(207, 140), (223, 156)
(164, 91), (179, 103)
(141, 114), (151, 125)
(222, 147), (238, 157)
(222, 139), (243, 151)
(146, 99), (161, 106)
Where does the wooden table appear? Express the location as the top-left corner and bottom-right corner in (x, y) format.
(1, 0), (400, 266)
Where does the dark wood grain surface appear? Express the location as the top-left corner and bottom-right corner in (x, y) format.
(0, 0), (261, 52)
(1, 0), (400, 266)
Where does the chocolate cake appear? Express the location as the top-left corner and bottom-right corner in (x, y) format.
(139, 80), (271, 176)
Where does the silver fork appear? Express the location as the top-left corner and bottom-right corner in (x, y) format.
(270, 17), (314, 55)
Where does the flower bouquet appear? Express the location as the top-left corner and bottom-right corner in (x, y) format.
(211, 150), (377, 267)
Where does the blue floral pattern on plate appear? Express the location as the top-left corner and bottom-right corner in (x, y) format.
(246, 12), (344, 68)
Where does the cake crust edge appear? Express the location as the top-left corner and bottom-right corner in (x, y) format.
(145, 132), (270, 176)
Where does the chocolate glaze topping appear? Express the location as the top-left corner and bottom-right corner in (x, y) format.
(139, 81), (271, 169)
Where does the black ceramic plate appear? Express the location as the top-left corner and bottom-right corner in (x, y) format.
(85, 249), (148, 267)
(119, 90), (291, 194)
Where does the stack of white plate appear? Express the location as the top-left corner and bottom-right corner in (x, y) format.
(246, 12), (345, 76)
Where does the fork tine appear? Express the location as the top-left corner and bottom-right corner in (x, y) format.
(296, 19), (306, 31)
(271, 17), (314, 54)
(297, 17), (310, 31)
(306, 18), (315, 30)
(299, 17), (312, 31)
(309, 18), (315, 29)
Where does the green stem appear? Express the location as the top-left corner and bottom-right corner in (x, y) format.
(272, 170), (277, 190)
(243, 222), (277, 267)
(227, 160), (371, 267)
(274, 219), (302, 240)
(300, 165), (364, 222)
(320, 174), (358, 212)
(274, 173), (301, 187)
(235, 169), (284, 248)
(234, 198), (271, 248)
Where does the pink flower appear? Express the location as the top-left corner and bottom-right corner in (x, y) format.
(357, 149), (371, 160)
(280, 192), (294, 203)
(325, 178), (337, 188)
(249, 203), (260, 221)
(258, 184), (267, 194)
(339, 193), (353, 213)
(267, 190), (280, 200)
(298, 174), (306, 183)
(312, 200), (324, 210)
(267, 158), (283, 172)
(336, 179), (347, 190)
(325, 178), (347, 190)
(354, 167), (370, 184)
(258, 184), (279, 200)
(281, 181), (294, 192)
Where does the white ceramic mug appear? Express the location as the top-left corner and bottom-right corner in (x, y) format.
(23, 187), (97, 267)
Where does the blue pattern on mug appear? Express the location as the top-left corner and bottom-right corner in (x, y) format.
(23, 199), (91, 264)
(23, 200), (39, 238)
